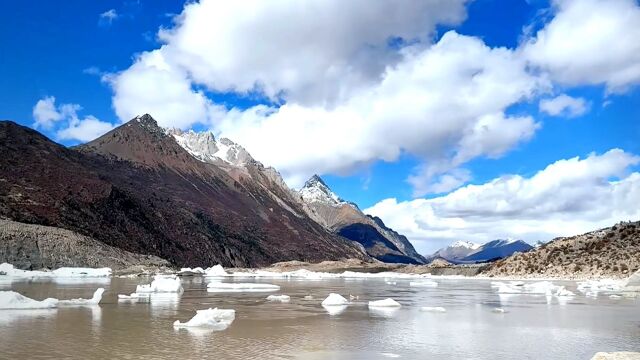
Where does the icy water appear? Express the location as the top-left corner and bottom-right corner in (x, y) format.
(1, 276), (639, 360)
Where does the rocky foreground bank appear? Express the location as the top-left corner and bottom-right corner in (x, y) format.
(0, 219), (171, 270)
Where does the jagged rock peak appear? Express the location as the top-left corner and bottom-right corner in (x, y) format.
(299, 174), (347, 206)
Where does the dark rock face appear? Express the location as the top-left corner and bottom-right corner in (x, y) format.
(338, 223), (420, 264)
(0, 219), (170, 270)
(0, 117), (367, 267)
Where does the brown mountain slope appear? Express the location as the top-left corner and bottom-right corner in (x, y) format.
(0, 116), (367, 267)
(482, 221), (640, 278)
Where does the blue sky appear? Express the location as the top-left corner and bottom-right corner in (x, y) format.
(2, 0), (639, 253)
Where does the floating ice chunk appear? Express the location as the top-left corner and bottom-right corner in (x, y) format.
(321, 293), (349, 306)
(207, 282), (280, 293)
(136, 276), (183, 293)
(0, 291), (58, 309)
(304, 295), (314, 300)
(523, 281), (559, 295)
(0, 263), (111, 278)
(385, 281), (397, 285)
(420, 306), (446, 313)
(586, 291), (599, 298)
(323, 304), (348, 316)
(204, 265), (227, 277)
(554, 287), (575, 297)
(496, 284), (522, 294)
(492, 308), (506, 313)
(59, 288), (104, 306)
(179, 267), (205, 275)
(369, 306), (400, 318)
(577, 279), (624, 293)
(118, 293), (140, 300)
(368, 298), (401, 308)
(610, 294), (622, 299)
(409, 280), (438, 288)
(266, 294), (290, 303)
(173, 308), (235, 330)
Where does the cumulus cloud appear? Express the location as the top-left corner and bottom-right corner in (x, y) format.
(365, 149), (640, 254)
(31, 97), (114, 143)
(99, 9), (119, 25)
(33, 96), (63, 129)
(522, 0), (640, 93)
(539, 94), (589, 117)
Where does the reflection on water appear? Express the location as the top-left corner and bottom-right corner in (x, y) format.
(0, 276), (639, 359)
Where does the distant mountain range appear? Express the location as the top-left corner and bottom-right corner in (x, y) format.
(0, 114), (423, 267)
(428, 239), (533, 264)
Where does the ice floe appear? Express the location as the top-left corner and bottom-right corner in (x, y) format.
(136, 275), (183, 293)
(0, 288), (104, 309)
(420, 306), (446, 313)
(204, 265), (228, 277)
(368, 298), (401, 308)
(59, 288), (104, 306)
(577, 279), (624, 294)
(321, 293), (349, 306)
(323, 304), (348, 316)
(0, 291), (58, 309)
(554, 287), (575, 297)
(266, 294), (290, 303)
(409, 280), (438, 288)
(173, 308), (235, 330)
(0, 263), (112, 278)
(178, 267), (205, 275)
(492, 308), (506, 313)
(207, 282), (280, 293)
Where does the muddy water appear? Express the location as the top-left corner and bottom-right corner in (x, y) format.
(1, 276), (639, 359)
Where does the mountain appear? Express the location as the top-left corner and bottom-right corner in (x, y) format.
(462, 239), (533, 262)
(483, 222), (640, 278)
(0, 115), (367, 267)
(165, 129), (424, 264)
(298, 175), (426, 264)
(429, 239), (532, 263)
(429, 241), (481, 262)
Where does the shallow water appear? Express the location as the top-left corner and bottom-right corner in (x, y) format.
(1, 276), (639, 359)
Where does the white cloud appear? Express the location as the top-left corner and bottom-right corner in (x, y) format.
(99, 9), (119, 25)
(32, 96), (63, 129)
(522, 0), (640, 93)
(158, 0), (468, 105)
(215, 32), (545, 187)
(365, 149), (640, 254)
(539, 94), (589, 117)
(31, 97), (114, 143)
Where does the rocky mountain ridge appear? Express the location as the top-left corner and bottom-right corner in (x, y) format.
(164, 126), (426, 264)
(483, 221), (640, 278)
(0, 115), (367, 267)
(429, 239), (533, 263)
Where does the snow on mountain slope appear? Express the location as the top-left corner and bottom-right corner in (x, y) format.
(430, 239), (531, 263)
(299, 175), (351, 208)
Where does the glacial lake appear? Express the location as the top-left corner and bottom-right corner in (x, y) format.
(1, 275), (639, 359)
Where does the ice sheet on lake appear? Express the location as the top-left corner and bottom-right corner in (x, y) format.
(59, 288), (104, 306)
(368, 298), (401, 308)
(321, 293), (348, 306)
(266, 294), (290, 302)
(577, 279), (624, 294)
(420, 306), (446, 313)
(0, 263), (112, 278)
(409, 280), (438, 287)
(207, 282), (280, 293)
(0, 291), (58, 309)
(136, 275), (183, 293)
(0, 288), (104, 309)
(173, 308), (235, 330)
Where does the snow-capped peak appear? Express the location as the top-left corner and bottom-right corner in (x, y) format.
(166, 128), (254, 166)
(299, 175), (347, 207)
(450, 241), (481, 250)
